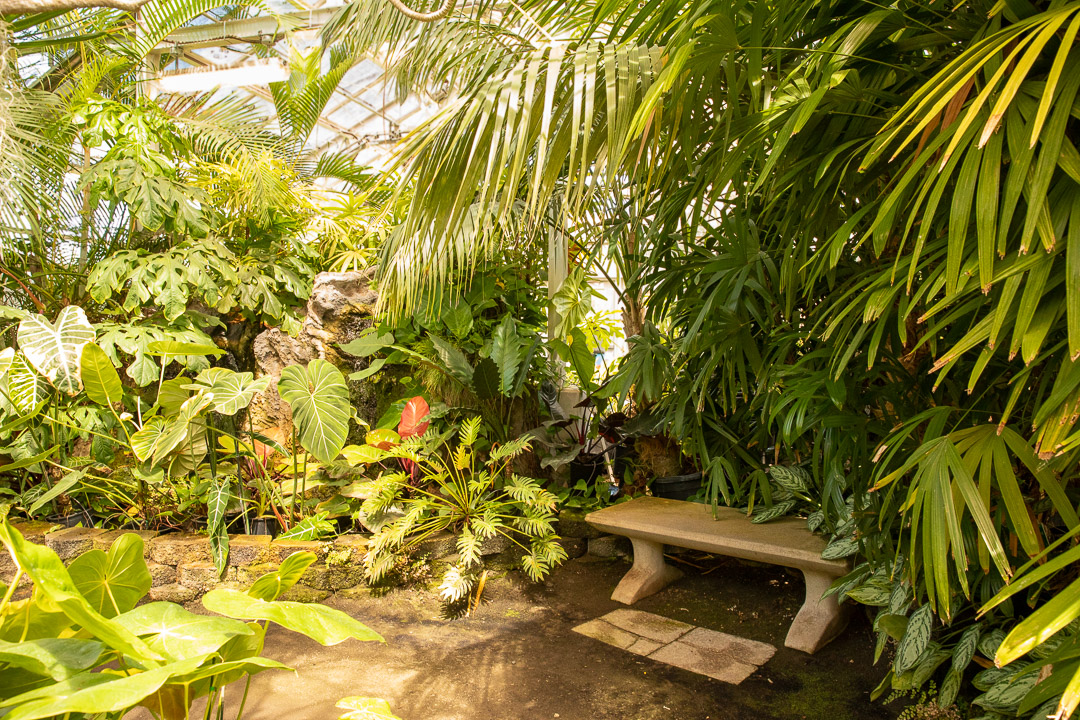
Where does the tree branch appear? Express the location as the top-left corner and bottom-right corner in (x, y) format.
(385, 0), (457, 22)
(0, 0), (145, 14)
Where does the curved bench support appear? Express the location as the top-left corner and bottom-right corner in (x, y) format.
(610, 537), (683, 605)
(785, 569), (850, 654)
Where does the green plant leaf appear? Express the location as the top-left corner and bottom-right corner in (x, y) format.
(338, 331), (394, 358)
(337, 696), (403, 719)
(184, 368), (271, 416)
(491, 314), (522, 396)
(144, 341), (224, 357)
(895, 605), (934, 674)
(17, 306), (95, 396)
(112, 602), (253, 662)
(7, 353), (45, 415)
(349, 358), (386, 382)
(67, 533), (152, 619)
(206, 476), (233, 576)
(428, 335), (474, 385)
(27, 470), (81, 516)
(0, 520), (162, 666)
(247, 551), (317, 601)
(276, 512), (335, 541)
(201, 588), (384, 645)
(278, 360), (351, 464)
(80, 343), (123, 407)
(0, 637), (102, 680)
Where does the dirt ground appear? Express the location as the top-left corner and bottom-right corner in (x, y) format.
(224, 553), (901, 720)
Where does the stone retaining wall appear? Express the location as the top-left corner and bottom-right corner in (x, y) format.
(0, 511), (625, 603)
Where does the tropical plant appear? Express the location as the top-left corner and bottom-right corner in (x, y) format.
(0, 517), (392, 720)
(360, 416), (566, 602)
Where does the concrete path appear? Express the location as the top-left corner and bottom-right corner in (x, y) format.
(218, 555), (896, 720)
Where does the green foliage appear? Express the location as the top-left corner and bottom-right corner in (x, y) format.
(361, 417), (566, 598)
(279, 360), (352, 464)
(0, 519), (388, 720)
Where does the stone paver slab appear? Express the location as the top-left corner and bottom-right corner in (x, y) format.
(601, 608), (692, 644)
(681, 626), (776, 666)
(572, 619), (638, 650)
(627, 638), (663, 656)
(648, 641), (759, 685)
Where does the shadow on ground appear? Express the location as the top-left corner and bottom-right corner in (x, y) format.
(215, 554), (897, 720)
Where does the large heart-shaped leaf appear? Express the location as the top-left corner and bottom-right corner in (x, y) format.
(1, 657), (205, 720)
(80, 343), (123, 407)
(278, 360), (351, 464)
(0, 637), (102, 680)
(147, 392), (214, 466)
(68, 533), (152, 618)
(113, 603), (253, 662)
(0, 520), (162, 666)
(202, 589), (383, 645)
(7, 353), (45, 415)
(183, 368), (271, 416)
(130, 417), (165, 462)
(337, 697), (403, 719)
(246, 551), (317, 601)
(17, 307), (95, 396)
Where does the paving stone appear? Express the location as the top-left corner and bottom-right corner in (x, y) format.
(601, 609), (692, 644)
(572, 619), (637, 650)
(149, 583), (197, 604)
(556, 510), (603, 539)
(45, 527), (105, 561)
(270, 539), (327, 563)
(627, 637), (664, 656)
(147, 561), (177, 588)
(227, 535), (271, 566)
(648, 641), (759, 684)
(333, 534), (370, 554)
(587, 535), (630, 558)
(149, 534), (211, 566)
(92, 529), (158, 557)
(680, 627), (776, 666)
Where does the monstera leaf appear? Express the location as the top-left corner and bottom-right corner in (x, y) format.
(80, 343), (123, 407)
(278, 360), (351, 464)
(183, 368), (271, 416)
(68, 533), (152, 618)
(17, 306), (95, 395)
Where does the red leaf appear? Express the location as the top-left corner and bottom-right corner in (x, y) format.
(398, 396), (430, 438)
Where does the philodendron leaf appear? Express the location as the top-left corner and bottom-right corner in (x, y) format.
(247, 551), (317, 601)
(338, 331), (394, 358)
(113, 603), (253, 662)
(183, 368), (271, 416)
(0, 657), (205, 720)
(0, 637), (103, 680)
(207, 476), (232, 576)
(0, 347), (14, 378)
(80, 343), (123, 407)
(28, 470), (83, 517)
(17, 306), (95, 395)
(278, 360), (351, 464)
(0, 520), (162, 666)
(337, 697), (403, 719)
(276, 512), (335, 541)
(68, 533), (152, 618)
(8, 353), (45, 415)
(490, 314), (522, 396)
(202, 589), (384, 645)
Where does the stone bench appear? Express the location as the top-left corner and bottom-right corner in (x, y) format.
(586, 496), (851, 654)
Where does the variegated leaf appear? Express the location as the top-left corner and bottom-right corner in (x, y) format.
(17, 306), (95, 395)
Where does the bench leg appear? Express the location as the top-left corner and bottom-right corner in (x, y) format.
(785, 569), (850, 654)
(610, 538), (684, 605)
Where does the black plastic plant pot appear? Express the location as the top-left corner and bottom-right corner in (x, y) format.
(334, 516), (354, 534)
(250, 517), (281, 537)
(569, 453), (605, 485)
(651, 472), (704, 501)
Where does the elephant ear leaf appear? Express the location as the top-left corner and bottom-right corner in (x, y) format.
(17, 306), (95, 395)
(278, 359), (351, 463)
(247, 551), (317, 601)
(68, 533), (152, 618)
(81, 343), (123, 407)
(8, 352), (46, 415)
(184, 368), (271, 416)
